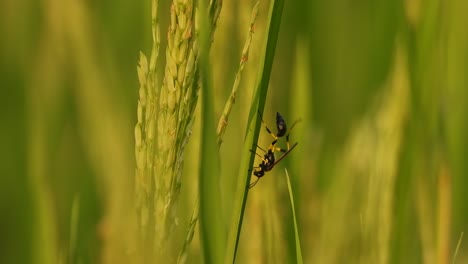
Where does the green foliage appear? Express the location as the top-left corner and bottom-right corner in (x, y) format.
(2, 0), (468, 263)
(225, 0), (285, 262)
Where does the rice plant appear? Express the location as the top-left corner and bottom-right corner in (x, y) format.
(3, 0), (468, 263)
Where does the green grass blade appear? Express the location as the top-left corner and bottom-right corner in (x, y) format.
(285, 169), (303, 264)
(225, 0), (285, 262)
(452, 232), (464, 264)
(197, 0), (225, 263)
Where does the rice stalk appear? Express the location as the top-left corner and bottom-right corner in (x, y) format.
(153, 0), (199, 258)
(177, 2), (260, 262)
(217, 1), (260, 146)
(135, 0), (223, 260)
(134, 0), (161, 259)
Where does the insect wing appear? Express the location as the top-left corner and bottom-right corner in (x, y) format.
(249, 178), (260, 188)
(271, 142), (298, 167)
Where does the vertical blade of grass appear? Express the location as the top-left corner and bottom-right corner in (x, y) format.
(284, 169), (303, 264)
(288, 36), (312, 262)
(197, 0), (225, 263)
(452, 232), (464, 264)
(225, 0), (285, 262)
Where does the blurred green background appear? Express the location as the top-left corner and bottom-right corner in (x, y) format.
(1, 0), (467, 263)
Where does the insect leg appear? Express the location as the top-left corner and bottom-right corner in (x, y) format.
(249, 177), (260, 188)
(258, 111), (278, 141)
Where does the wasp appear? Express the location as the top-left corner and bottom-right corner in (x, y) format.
(249, 143), (298, 188)
(248, 112), (300, 188)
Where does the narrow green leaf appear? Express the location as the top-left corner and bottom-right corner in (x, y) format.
(285, 169), (303, 264)
(198, 0), (225, 263)
(452, 232), (464, 264)
(225, 0), (285, 262)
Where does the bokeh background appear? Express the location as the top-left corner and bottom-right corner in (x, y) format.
(1, 0), (467, 263)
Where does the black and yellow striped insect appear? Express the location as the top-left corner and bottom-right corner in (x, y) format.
(249, 143), (298, 188)
(248, 112), (300, 188)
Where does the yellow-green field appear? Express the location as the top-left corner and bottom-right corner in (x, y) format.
(1, 0), (467, 263)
